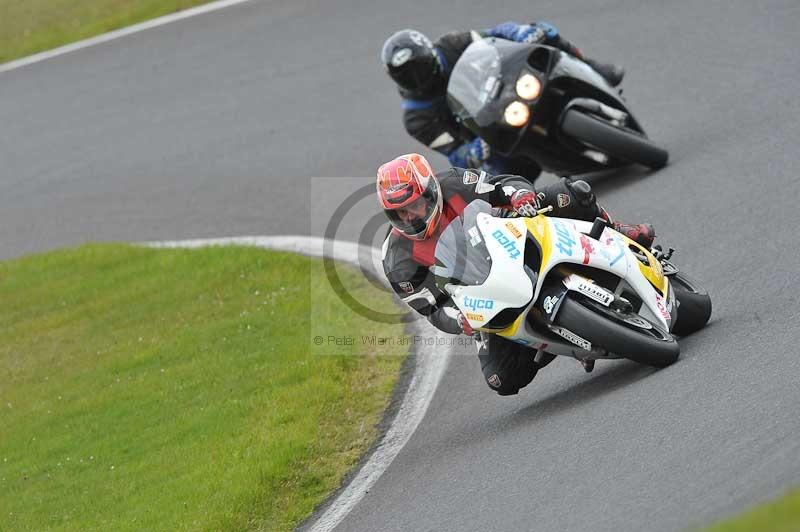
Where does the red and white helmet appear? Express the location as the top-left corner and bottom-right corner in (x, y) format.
(376, 153), (442, 240)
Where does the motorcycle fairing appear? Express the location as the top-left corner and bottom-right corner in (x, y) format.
(446, 38), (658, 176)
(443, 209), (673, 355)
(446, 214), (533, 328)
(527, 216), (672, 331)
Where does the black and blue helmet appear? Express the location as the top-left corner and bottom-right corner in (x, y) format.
(381, 29), (443, 93)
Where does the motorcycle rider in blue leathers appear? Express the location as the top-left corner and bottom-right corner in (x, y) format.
(381, 21), (625, 180)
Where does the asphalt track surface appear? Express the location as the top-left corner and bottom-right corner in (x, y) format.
(3, 1), (800, 530)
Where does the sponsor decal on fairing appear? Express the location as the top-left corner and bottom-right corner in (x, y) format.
(543, 295), (559, 315)
(579, 234), (594, 265)
(504, 222), (523, 239)
(573, 280), (614, 306)
(606, 234), (626, 266)
(552, 219), (576, 256)
(463, 296), (494, 311)
(491, 230), (521, 260)
(655, 294), (671, 321)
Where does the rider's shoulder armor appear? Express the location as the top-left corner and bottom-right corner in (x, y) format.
(439, 167), (476, 193)
(434, 30), (475, 72)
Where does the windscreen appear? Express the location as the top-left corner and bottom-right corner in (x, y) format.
(433, 200), (495, 290)
(447, 40), (502, 127)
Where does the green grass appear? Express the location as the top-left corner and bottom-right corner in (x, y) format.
(702, 489), (800, 532)
(0, 244), (406, 531)
(0, 0), (217, 63)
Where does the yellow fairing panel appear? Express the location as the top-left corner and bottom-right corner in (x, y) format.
(523, 217), (551, 273)
(627, 239), (668, 295)
(489, 217), (550, 338)
(495, 313), (526, 339)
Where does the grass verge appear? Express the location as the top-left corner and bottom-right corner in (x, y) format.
(0, 244), (406, 531)
(0, 0), (217, 64)
(701, 488), (800, 532)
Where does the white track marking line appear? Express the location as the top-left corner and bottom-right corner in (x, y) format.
(0, 0), (256, 74)
(145, 236), (452, 532)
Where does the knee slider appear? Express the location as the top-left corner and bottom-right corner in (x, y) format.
(486, 372), (520, 396)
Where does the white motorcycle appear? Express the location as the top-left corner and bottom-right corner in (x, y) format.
(433, 200), (712, 367)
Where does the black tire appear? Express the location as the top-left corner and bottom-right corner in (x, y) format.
(555, 295), (679, 368)
(561, 109), (669, 169)
(670, 272), (712, 337)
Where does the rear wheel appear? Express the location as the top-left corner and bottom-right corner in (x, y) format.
(555, 295), (679, 368)
(669, 272), (712, 336)
(561, 109), (669, 169)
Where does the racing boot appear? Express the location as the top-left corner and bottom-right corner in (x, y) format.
(595, 204), (655, 248)
(571, 183), (655, 247)
(613, 222), (656, 248)
(553, 36), (625, 87)
(584, 58), (625, 87)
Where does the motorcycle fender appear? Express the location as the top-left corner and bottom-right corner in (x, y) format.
(558, 97), (646, 138)
(538, 285), (569, 324)
(562, 97), (628, 124)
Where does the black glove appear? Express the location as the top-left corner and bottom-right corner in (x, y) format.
(567, 179), (596, 208)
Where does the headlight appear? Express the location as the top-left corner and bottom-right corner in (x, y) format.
(515, 73), (542, 100)
(504, 101), (530, 127)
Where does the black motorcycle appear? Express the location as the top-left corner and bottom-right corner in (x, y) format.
(447, 37), (668, 177)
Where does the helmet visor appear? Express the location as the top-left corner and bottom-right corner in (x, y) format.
(384, 183), (440, 238)
(389, 54), (441, 92)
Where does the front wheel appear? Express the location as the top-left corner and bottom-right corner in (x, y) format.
(555, 295), (679, 368)
(560, 109), (669, 170)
